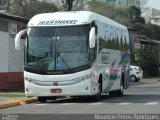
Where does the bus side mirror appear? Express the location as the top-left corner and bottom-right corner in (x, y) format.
(89, 27), (96, 48)
(15, 29), (27, 50)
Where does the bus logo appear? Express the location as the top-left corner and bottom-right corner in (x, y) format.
(53, 81), (58, 86)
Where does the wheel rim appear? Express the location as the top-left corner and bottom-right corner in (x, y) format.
(130, 76), (136, 82)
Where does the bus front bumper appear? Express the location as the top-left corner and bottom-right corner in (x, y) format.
(25, 80), (97, 97)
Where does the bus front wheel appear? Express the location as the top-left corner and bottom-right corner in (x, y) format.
(92, 76), (102, 101)
(38, 97), (47, 103)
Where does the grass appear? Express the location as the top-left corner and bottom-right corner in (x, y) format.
(0, 93), (25, 98)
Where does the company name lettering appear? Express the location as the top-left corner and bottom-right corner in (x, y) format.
(38, 20), (78, 25)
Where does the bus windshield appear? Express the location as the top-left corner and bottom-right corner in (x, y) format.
(25, 25), (90, 74)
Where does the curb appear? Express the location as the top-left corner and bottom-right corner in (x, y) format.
(0, 97), (37, 109)
(141, 79), (160, 83)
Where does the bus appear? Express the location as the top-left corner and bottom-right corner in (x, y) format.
(15, 11), (130, 102)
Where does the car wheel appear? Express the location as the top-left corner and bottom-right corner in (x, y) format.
(135, 78), (140, 82)
(130, 75), (136, 82)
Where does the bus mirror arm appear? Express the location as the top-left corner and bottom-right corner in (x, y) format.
(15, 29), (27, 50)
(89, 27), (96, 48)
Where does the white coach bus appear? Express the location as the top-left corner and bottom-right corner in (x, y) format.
(15, 11), (130, 102)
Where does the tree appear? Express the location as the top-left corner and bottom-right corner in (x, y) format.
(133, 51), (159, 77)
(66, 0), (75, 11)
(7, 0), (58, 19)
(0, 0), (10, 12)
(88, 1), (117, 19)
(72, 0), (86, 11)
(144, 24), (160, 40)
(126, 6), (145, 27)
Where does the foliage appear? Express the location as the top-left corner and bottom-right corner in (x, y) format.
(87, 0), (160, 41)
(88, 1), (117, 20)
(142, 24), (160, 40)
(66, 0), (75, 11)
(127, 6), (145, 26)
(87, 1), (145, 27)
(72, 0), (87, 11)
(7, 0), (58, 19)
(132, 51), (159, 77)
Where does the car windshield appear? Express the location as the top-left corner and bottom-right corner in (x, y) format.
(25, 25), (90, 74)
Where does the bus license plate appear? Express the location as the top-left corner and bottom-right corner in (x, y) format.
(51, 89), (62, 93)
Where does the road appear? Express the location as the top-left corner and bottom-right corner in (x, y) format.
(0, 82), (160, 120)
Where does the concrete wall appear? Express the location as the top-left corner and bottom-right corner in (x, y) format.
(150, 16), (160, 26)
(0, 18), (26, 91)
(0, 32), (9, 72)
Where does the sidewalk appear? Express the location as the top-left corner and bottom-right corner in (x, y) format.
(141, 77), (160, 83)
(0, 92), (37, 109)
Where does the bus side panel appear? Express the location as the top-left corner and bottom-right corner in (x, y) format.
(95, 20), (130, 92)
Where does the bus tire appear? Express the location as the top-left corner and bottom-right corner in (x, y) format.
(109, 85), (123, 97)
(38, 97), (47, 103)
(109, 76), (124, 97)
(117, 74), (124, 96)
(116, 84), (124, 96)
(93, 76), (102, 101)
(95, 83), (101, 100)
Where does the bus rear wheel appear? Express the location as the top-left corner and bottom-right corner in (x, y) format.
(116, 84), (124, 96)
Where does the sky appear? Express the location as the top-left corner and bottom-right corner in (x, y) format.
(145, 0), (160, 10)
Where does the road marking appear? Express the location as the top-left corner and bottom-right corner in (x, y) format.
(35, 102), (160, 106)
(88, 102), (103, 105)
(145, 102), (159, 105)
(118, 102), (131, 105)
(60, 103), (76, 105)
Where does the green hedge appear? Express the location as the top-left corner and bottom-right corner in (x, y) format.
(131, 51), (159, 78)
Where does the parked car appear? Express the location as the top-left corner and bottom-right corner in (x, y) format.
(129, 65), (143, 82)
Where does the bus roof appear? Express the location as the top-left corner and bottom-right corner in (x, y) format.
(28, 11), (127, 29)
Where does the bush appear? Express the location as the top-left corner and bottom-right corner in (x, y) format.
(131, 51), (159, 77)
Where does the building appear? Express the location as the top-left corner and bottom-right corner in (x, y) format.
(134, 35), (160, 53)
(0, 13), (28, 91)
(142, 7), (160, 23)
(134, 35), (160, 77)
(143, 8), (160, 26)
(150, 16), (160, 26)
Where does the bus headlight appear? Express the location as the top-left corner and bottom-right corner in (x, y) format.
(25, 77), (39, 84)
(72, 74), (91, 82)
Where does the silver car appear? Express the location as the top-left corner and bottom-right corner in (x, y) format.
(130, 65), (143, 82)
